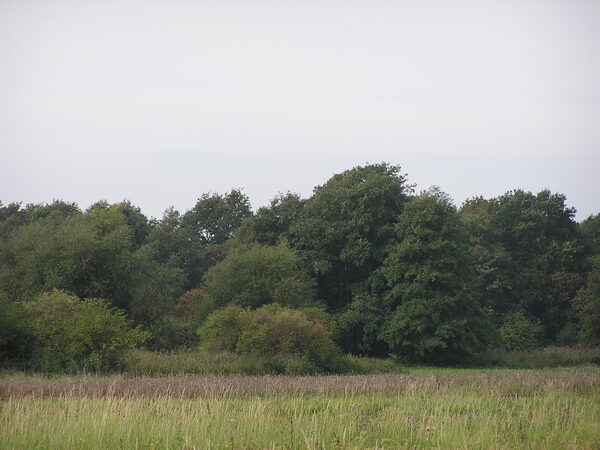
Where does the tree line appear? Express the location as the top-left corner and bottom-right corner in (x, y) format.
(1, 163), (599, 370)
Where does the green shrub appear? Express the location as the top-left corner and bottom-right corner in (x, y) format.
(198, 304), (338, 367)
(175, 288), (215, 323)
(144, 315), (199, 351)
(499, 311), (544, 351)
(25, 289), (148, 372)
(202, 243), (316, 308)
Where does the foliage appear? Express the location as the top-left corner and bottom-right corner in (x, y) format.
(579, 254), (600, 347)
(460, 189), (586, 343)
(24, 290), (148, 372)
(128, 244), (185, 323)
(175, 288), (215, 322)
(202, 243), (316, 309)
(472, 346), (600, 369)
(0, 292), (32, 361)
(580, 214), (600, 255)
(143, 315), (199, 351)
(289, 163), (412, 310)
(182, 189), (252, 247)
(1, 164), (598, 369)
(498, 311), (544, 351)
(0, 206), (133, 307)
(235, 192), (305, 246)
(380, 189), (491, 363)
(198, 304), (338, 366)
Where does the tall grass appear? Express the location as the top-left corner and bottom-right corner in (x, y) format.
(473, 346), (600, 369)
(123, 349), (406, 376)
(1, 370), (599, 449)
(123, 347), (600, 377)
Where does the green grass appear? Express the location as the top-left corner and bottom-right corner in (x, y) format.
(123, 349), (407, 376)
(1, 369), (599, 449)
(121, 347), (600, 377)
(472, 346), (600, 369)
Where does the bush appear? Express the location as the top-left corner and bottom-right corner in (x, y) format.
(202, 243), (316, 308)
(498, 311), (544, 351)
(25, 290), (148, 372)
(175, 288), (215, 322)
(198, 304), (338, 367)
(144, 315), (199, 351)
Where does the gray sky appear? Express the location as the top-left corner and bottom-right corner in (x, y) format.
(1, 0), (598, 220)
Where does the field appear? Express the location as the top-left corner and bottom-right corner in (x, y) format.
(2, 368), (600, 449)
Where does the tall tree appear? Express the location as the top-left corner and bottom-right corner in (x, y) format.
(235, 192), (305, 246)
(380, 189), (491, 363)
(178, 190), (252, 288)
(182, 189), (252, 247)
(578, 254), (600, 347)
(289, 163), (411, 310)
(461, 189), (586, 344)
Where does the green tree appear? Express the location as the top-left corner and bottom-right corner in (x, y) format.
(128, 244), (185, 323)
(579, 254), (600, 347)
(460, 190), (586, 344)
(182, 189), (252, 247)
(0, 207), (133, 306)
(580, 214), (600, 256)
(0, 291), (32, 362)
(289, 163), (411, 311)
(380, 189), (490, 363)
(165, 190), (253, 288)
(235, 192), (305, 246)
(202, 243), (316, 309)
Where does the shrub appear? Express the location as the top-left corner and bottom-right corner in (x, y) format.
(175, 288), (215, 322)
(198, 304), (338, 367)
(202, 243), (316, 308)
(144, 315), (199, 350)
(25, 289), (148, 372)
(498, 311), (544, 351)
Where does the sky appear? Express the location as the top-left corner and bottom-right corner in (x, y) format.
(1, 0), (599, 220)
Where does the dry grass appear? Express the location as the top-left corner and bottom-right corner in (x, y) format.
(1, 369), (600, 399)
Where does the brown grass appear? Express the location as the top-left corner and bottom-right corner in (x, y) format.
(2, 369), (599, 399)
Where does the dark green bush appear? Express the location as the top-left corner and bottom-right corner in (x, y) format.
(0, 292), (33, 362)
(25, 289), (148, 372)
(144, 315), (199, 351)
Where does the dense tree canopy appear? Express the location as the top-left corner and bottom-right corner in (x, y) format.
(1, 163), (598, 368)
(202, 243), (316, 309)
(289, 163), (412, 310)
(379, 189), (491, 363)
(460, 189), (586, 345)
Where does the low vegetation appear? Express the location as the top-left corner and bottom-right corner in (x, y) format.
(1, 163), (600, 384)
(1, 369), (599, 449)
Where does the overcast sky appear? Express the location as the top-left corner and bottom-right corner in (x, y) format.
(1, 0), (598, 220)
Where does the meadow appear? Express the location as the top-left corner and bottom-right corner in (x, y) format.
(2, 368), (600, 449)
